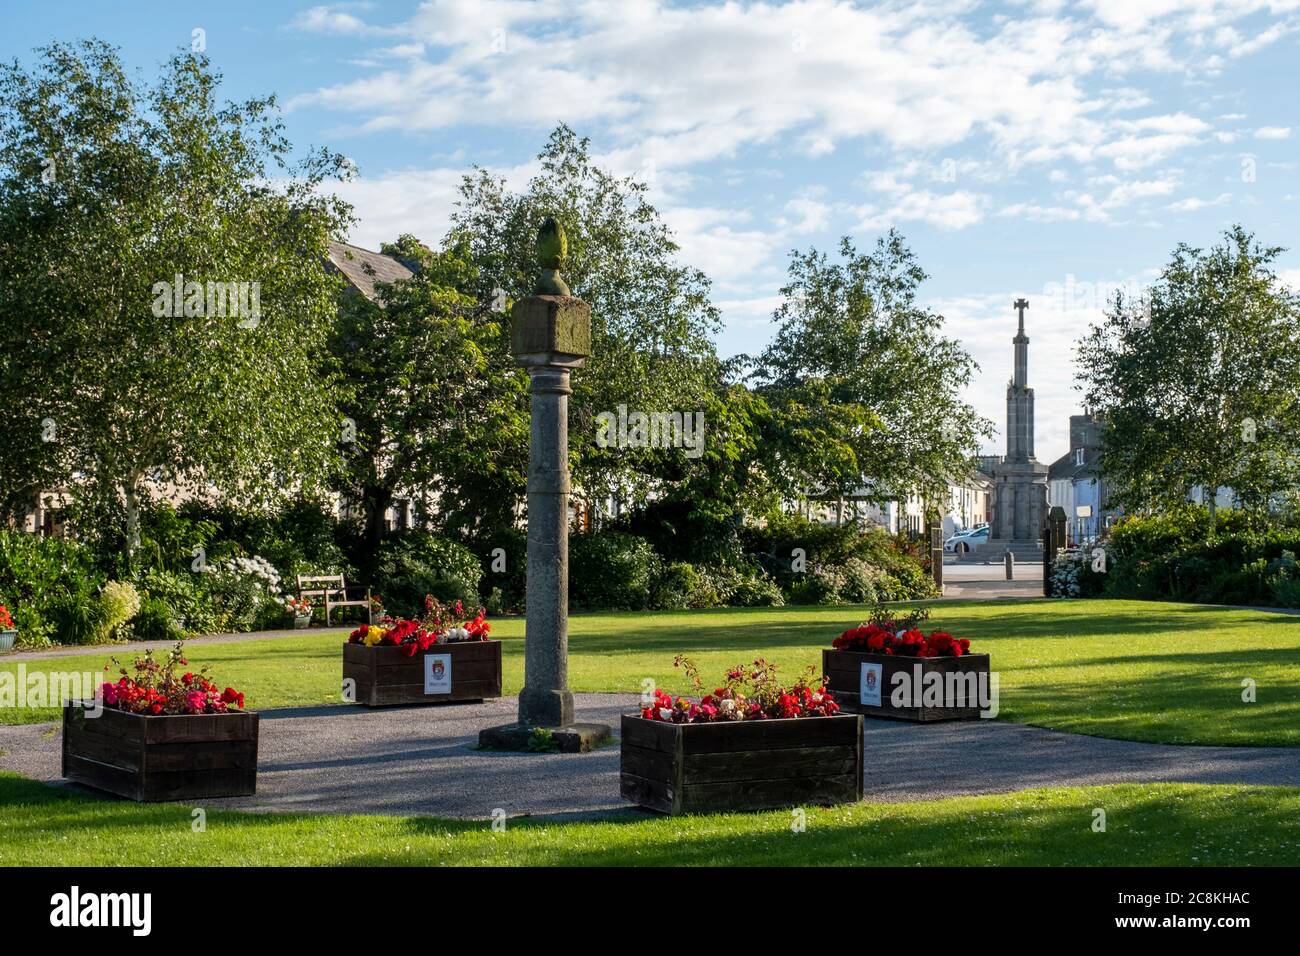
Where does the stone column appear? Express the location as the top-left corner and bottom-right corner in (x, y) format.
(518, 361), (577, 727)
(479, 217), (611, 753)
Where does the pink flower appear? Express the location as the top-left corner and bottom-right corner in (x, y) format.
(101, 682), (118, 707)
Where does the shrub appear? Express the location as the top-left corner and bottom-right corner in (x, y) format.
(198, 555), (284, 633)
(138, 569), (217, 635)
(877, 562), (941, 602)
(96, 580), (142, 642)
(570, 531), (661, 610)
(173, 498), (351, 582)
(132, 595), (186, 642)
(707, 562), (785, 607)
(373, 532), (482, 617)
(651, 561), (703, 610)
(1049, 548), (1109, 598)
(744, 513), (935, 604)
(46, 596), (105, 645)
(0, 530), (104, 646)
(474, 528), (527, 612)
(1088, 509), (1300, 606)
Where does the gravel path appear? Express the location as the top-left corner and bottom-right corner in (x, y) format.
(3, 694), (1300, 820)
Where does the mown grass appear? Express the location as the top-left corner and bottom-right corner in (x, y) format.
(3, 599), (1298, 745)
(1, 773), (1295, 866)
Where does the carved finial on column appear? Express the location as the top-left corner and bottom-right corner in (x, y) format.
(535, 217), (571, 296)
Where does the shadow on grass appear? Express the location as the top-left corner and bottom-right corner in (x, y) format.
(556, 602), (1300, 657)
(6, 773), (1299, 867)
(342, 784), (1300, 867)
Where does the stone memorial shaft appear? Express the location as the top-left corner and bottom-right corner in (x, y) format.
(512, 218), (589, 729)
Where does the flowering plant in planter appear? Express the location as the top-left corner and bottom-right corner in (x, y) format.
(283, 596), (313, 617)
(640, 655), (840, 724)
(347, 595), (490, 658)
(832, 624), (971, 658)
(100, 642), (246, 715)
(0, 604), (16, 652)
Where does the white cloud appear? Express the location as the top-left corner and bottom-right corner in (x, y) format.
(290, 4), (400, 37)
(326, 158), (537, 250)
(1255, 126), (1293, 139)
(285, 0), (1278, 179)
(1167, 191), (1232, 210)
(658, 205), (781, 290)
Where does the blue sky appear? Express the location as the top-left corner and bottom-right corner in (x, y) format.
(4, 0), (1299, 462)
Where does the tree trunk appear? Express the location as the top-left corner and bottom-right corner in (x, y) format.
(360, 483), (394, 568)
(123, 480), (140, 557)
(1207, 490), (1218, 541)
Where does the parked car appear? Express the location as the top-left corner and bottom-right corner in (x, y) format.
(945, 527), (990, 554)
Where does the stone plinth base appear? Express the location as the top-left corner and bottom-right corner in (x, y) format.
(478, 722), (613, 754)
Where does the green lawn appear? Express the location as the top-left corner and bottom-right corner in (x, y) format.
(3, 599), (1299, 745)
(1, 772), (1296, 865)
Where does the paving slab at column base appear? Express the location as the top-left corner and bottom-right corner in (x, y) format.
(478, 721), (613, 753)
(3, 693), (1300, 820)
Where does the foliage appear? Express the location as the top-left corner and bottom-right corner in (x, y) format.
(133, 504), (219, 578)
(526, 727), (560, 753)
(199, 555), (284, 634)
(173, 499), (350, 582)
(1076, 226), (1300, 535)
(0, 40), (351, 550)
(473, 527), (527, 613)
(751, 231), (991, 508)
(642, 554), (783, 609)
(131, 596), (187, 643)
(742, 513), (937, 605)
(0, 530), (103, 646)
(570, 531), (662, 610)
(1049, 550), (1108, 598)
(331, 239), (528, 560)
(96, 580), (141, 643)
(449, 125), (721, 507)
(1089, 508), (1300, 606)
(137, 569), (217, 636)
(372, 532), (482, 617)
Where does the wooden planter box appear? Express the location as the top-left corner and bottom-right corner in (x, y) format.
(62, 704), (259, 802)
(342, 640), (502, 707)
(620, 713), (862, 815)
(822, 649), (991, 721)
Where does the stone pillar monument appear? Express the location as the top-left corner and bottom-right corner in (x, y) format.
(479, 218), (612, 753)
(989, 298), (1049, 558)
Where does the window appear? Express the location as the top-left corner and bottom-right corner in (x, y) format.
(1074, 448), (1085, 466)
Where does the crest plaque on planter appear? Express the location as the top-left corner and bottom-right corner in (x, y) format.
(424, 653), (452, 695)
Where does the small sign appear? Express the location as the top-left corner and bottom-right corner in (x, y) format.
(424, 653), (452, 695)
(859, 662), (883, 708)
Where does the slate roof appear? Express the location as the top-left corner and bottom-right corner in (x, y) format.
(327, 240), (414, 303)
(1048, 447), (1102, 482)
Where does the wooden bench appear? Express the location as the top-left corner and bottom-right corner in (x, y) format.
(297, 574), (372, 627)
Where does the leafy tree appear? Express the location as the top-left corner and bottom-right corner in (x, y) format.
(330, 236), (528, 563)
(448, 125), (721, 506)
(1076, 226), (1300, 536)
(752, 232), (990, 514)
(0, 40), (352, 560)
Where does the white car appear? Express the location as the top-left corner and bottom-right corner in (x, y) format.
(945, 526), (990, 553)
